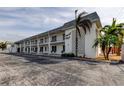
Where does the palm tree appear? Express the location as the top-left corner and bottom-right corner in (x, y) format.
(113, 21), (124, 56)
(0, 41), (7, 51)
(116, 34), (124, 55)
(93, 18), (124, 59)
(93, 32), (117, 60)
(101, 18), (124, 56)
(75, 10), (92, 56)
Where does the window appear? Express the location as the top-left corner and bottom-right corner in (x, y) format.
(25, 41), (30, 45)
(31, 48), (33, 51)
(63, 34), (65, 40)
(31, 40), (34, 44)
(40, 39), (43, 43)
(35, 40), (37, 44)
(25, 41), (27, 45)
(28, 48), (30, 53)
(45, 37), (47, 43)
(45, 47), (47, 51)
(31, 47), (34, 51)
(25, 48), (27, 52)
(17, 48), (20, 53)
(40, 47), (43, 52)
(27, 41), (30, 45)
(51, 36), (57, 42)
(63, 45), (65, 51)
(34, 47), (37, 52)
(61, 45), (65, 53)
(21, 47), (23, 52)
(51, 46), (57, 53)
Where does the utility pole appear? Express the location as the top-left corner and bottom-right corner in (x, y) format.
(75, 10), (78, 57)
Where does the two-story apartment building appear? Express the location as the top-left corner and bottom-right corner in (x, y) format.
(14, 12), (102, 58)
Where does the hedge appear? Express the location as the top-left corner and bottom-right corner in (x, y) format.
(61, 53), (75, 57)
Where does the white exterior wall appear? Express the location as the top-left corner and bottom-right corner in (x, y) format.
(57, 33), (64, 42)
(65, 27), (91, 57)
(37, 39), (40, 54)
(6, 44), (17, 53)
(65, 28), (74, 53)
(56, 44), (63, 54)
(71, 28), (76, 54)
(84, 23), (97, 58)
(14, 22), (100, 58)
(71, 28), (85, 56)
(64, 22), (99, 58)
(77, 31), (85, 56)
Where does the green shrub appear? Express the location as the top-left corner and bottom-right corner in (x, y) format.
(61, 53), (75, 57)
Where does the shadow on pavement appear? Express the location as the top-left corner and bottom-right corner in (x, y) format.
(110, 60), (124, 65)
(3, 53), (68, 65)
(1, 53), (108, 65)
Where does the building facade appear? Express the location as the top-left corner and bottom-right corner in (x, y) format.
(14, 12), (102, 58)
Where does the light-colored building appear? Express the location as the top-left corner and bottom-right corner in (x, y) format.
(14, 12), (102, 58)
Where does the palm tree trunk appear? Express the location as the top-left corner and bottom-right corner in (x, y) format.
(102, 47), (106, 60)
(75, 30), (78, 57)
(102, 50), (106, 60)
(106, 47), (112, 60)
(117, 47), (121, 56)
(117, 37), (123, 56)
(75, 10), (78, 57)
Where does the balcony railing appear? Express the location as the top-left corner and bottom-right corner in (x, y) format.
(31, 43), (37, 46)
(39, 42), (48, 45)
(50, 40), (65, 44)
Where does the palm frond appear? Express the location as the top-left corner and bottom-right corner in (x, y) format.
(76, 11), (87, 23)
(79, 19), (92, 33)
(112, 18), (116, 27)
(92, 38), (99, 48)
(75, 11), (92, 35)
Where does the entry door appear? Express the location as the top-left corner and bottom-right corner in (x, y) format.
(17, 48), (20, 53)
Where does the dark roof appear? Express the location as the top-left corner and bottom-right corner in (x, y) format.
(63, 12), (101, 29)
(15, 12), (101, 44)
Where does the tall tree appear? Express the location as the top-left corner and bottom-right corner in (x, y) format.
(113, 22), (124, 56)
(93, 32), (117, 60)
(75, 10), (92, 56)
(0, 42), (7, 51)
(93, 18), (124, 60)
(101, 18), (124, 56)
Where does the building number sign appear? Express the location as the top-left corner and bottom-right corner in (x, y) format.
(65, 32), (71, 39)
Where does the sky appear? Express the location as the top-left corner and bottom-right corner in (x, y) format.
(0, 7), (124, 42)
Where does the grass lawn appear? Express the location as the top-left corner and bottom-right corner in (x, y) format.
(97, 54), (121, 61)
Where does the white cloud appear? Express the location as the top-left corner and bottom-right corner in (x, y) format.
(0, 19), (17, 26)
(0, 29), (40, 42)
(43, 15), (66, 24)
(0, 7), (124, 42)
(57, 11), (73, 18)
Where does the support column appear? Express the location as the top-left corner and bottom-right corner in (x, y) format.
(48, 32), (51, 55)
(23, 42), (26, 53)
(20, 44), (22, 53)
(30, 40), (31, 54)
(37, 38), (40, 54)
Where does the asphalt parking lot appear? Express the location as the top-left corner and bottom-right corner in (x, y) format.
(0, 53), (124, 86)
